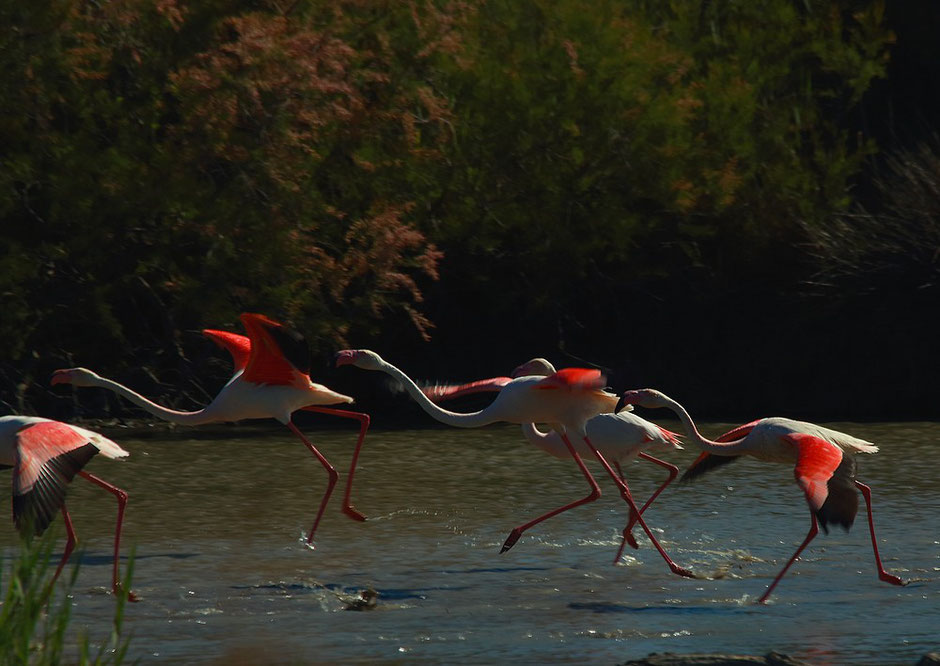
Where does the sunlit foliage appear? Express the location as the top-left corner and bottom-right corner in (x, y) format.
(0, 0), (915, 416)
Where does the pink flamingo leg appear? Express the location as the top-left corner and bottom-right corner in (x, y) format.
(500, 432), (601, 553)
(613, 453), (679, 564)
(612, 461), (641, 553)
(854, 480), (906, 586)
(583, 437), (694, 578)
(52, 506), (78, 585)
(78, 471), (138, 601)
(758, 511), (819, 604)
(288, 421), (339, 547)
(303, 406), (371, 522)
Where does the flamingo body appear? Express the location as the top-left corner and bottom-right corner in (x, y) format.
(680, 416), (877, 531)
(51, 313), (371, 547)
(423, 362), (683, 561)
(0, 415), (132, 597)
(335, 349), (617, 433)
(621, 388), (906, 601)
(522, 412), (681, 463)
(338, 351), (693, 577)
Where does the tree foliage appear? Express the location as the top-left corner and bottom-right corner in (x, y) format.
(0, 0), (459, 393)
(2, 0), (929, 418)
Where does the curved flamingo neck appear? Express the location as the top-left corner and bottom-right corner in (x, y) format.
(520, 422), (569, 456)
(374, 360), (498, 428)
(660, 395), (743, 454)
(86, 375), (213, 426)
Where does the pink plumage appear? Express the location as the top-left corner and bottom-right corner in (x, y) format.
(621, 388), (907, 603)
(51, 312), (371, 548)
(1, 415), (133, 599)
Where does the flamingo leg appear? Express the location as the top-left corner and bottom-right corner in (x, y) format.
(288, 421), (338, 548)
(302, 406), (371, 522)
(758, 511), (819, 604)
(613, 453), (679, 564)
(77, 471), (138, 601)
(612, 461), (641, 555)
(854, 480), (906, 586)
(52, 506), (78, 585)
(500, 431), (601, 553)
(583, 437), (694, 578)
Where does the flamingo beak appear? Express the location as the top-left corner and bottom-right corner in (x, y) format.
(334, 350), (355, 367)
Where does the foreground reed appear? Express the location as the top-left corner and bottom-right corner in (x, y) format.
(1, 530), (134, 665)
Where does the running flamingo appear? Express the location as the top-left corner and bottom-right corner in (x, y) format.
(1, 415), (134, 599)
(335, 350), (694, 578)
(620, 388), (907, 602)
(51, 313), (370, 548)
(424, 358), (683, 563)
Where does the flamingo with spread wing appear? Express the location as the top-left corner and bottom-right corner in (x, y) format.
(52, 313), (370, 548)
(1, 415), (134, 599)
(336, 350), (694, 578)
(423, 358), (683, 564)
(621, 388), (907, 602)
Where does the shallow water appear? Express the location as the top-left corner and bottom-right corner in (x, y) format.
(2, 420), (938, 664)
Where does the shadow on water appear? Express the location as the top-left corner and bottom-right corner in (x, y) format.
(567, 601), (757, 615)
(232, 581), (466, 601)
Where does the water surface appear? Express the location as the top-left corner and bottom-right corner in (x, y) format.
(2, 420), (937, 664)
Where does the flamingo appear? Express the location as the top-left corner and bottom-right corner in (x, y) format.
(51, 313), (371, 548)
(620, 388), (908, 602)
(423, 358), (684, 564)
(335, 349), (694, 578)
(1, 415), (134, 599)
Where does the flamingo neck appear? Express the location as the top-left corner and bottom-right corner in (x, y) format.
(520, 422), (575, 458)
(661, 395), (743, 454)
(375, 360), (498, 428)
(86, 375), (213, 426)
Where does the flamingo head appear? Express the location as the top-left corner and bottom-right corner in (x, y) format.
(335, 349), (384, 371)
(511, 358), (556, 378)
(50, 367), (102, 388)
(620, 388), (670, 410)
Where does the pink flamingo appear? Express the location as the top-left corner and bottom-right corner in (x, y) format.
(620, 388), (908, 602)
(424, 358), (683, 563)
(1, 415), (134, 599)
(335, 349), (694, 578)
(51, 313), (370, 547)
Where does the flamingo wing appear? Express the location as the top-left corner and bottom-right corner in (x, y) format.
(791, 432), (858, 532)
(12, 422), (102, 536)
(680, 419), (760, 482)
(535, 367), (606, 390)
(240, 313), (311, 385)
(423, 377), (513, 402)
(202, 329), (251, 373)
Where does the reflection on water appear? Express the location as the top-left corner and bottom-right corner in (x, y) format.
(1, 420), (937, 663)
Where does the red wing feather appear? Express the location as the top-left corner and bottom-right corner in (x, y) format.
(535, 367), (606, 390)
(423, 377), (513, 402)
(791, 432), (858, 532)
(202, 329), (251, 373)
(240, 313), (308, 386)
(13, 422), (99, 536)
(715, 420), (761, 443)
(792, 433), (843, 513)
(679, 420), (760, 482)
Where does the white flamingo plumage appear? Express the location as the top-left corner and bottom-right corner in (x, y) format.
(423, 358), (684, 563)
(51, 313), (370, 547)
(620, 388), (908, 603)
(335, 349), (694, 578)
(0, 415), (133, 598)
